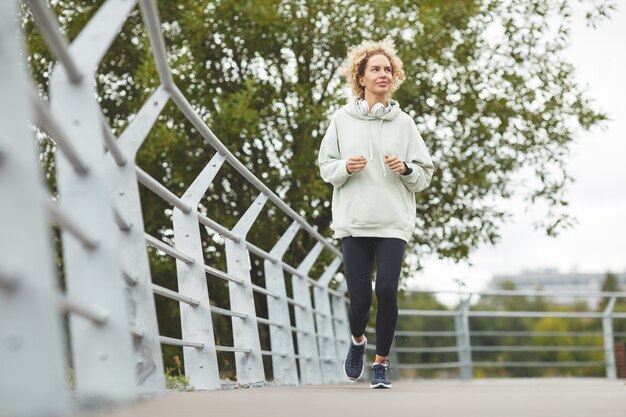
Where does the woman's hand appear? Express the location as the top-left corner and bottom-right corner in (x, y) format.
(346, 156), (368, 174)
(384, 154), (407, 174)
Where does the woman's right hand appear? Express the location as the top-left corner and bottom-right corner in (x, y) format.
(346, 156), (368, 174)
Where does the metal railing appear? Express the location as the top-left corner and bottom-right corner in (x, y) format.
(386, 289), (626, 379)
(0, 2), (350, 416)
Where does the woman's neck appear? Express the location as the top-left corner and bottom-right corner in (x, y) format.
(363, 92), (389, 109)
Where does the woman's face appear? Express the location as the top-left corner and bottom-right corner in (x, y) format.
(359, 54), (393, 97)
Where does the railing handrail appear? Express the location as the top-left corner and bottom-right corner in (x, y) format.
(404, 288), (626, 298)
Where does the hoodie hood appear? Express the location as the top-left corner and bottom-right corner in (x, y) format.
(342, 97), (402, 176)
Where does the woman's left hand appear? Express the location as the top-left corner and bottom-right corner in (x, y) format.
(384, 154), (407, 174)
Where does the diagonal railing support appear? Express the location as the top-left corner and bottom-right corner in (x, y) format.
(172, 152), (227, 389)
(314, 257), (343, 383)
(293, 241), (325, 384)
(104, 85), (171, 394)
(0, 2), (71, 415)
(225, 193), (268, 384)
(49, 0), (139, 402)
(265, 220), (301, 385)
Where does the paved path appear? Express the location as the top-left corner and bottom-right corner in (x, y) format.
(80, 378), (625, 417)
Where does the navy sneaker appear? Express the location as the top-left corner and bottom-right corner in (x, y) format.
(343, 337), (367, 380)
(370, 360), (392, 389)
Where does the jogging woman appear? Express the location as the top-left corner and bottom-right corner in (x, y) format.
(317, 40), (434, 389)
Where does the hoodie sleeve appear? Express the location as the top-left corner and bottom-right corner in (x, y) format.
(318, 115), (353, 188)
(400, 121), (434, 193)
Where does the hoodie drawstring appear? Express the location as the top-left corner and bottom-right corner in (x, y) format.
(359, 98), (393, 177)
(367, 118), (388, 177)
(368, 118), (387, 177)
(368, 119), (374, 163)
(378, 119), (386, 177)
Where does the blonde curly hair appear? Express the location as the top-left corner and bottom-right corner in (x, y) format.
(339, 39), (406, 99)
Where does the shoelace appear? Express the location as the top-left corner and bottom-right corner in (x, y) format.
(370, 361), (393, 380)
(347, 344), (365, 367)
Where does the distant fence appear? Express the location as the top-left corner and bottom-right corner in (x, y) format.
(386, 289), (626, 379)
(0, 1), (350, 416)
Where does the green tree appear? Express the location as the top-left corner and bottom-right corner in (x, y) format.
(24, 0), (613, 269)
(600, 271), (622, 311)
(601, 271), (621, 293)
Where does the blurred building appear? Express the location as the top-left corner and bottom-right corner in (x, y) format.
(488, 269), (626, 308)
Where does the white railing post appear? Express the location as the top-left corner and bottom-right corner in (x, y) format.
(314, 257), (343, 383)
(105, 86), (171, 394)
(225, 193), (268, 384)
(0, 2), (71, 415)
(602, 296), (617, 379)
(265, 221), (301, 385)
(455, 294), (473, 380)
(172, 152), (227, 389)
(49, 0), (139, 402)
(293, 242), (325, 384)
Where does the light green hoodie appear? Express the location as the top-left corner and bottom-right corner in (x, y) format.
(318, 97), (434, 243)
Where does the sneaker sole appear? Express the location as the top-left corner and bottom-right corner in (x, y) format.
(370, 382), (392, 389)
(342, 360), (364, 381)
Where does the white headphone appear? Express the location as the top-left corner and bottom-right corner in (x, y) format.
(359, 100), (387, 118)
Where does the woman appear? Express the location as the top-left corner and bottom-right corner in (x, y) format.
(318, 40), (434, 389)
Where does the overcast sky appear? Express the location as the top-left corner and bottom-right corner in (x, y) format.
(408, 4), (626, 299)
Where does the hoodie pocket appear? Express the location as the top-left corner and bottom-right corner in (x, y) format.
(344, 183), (412, 228)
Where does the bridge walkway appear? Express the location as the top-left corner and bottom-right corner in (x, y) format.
(79, 378), (625, 417)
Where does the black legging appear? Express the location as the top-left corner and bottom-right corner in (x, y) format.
(342, 236), (406, 357)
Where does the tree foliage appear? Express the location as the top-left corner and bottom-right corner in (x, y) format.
(25, 0), (613, 267)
